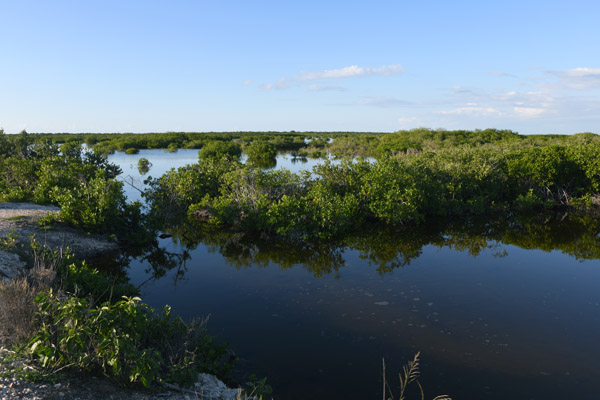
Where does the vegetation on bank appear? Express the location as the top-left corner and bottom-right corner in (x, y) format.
(0, 130), (149, 239)
(20, 127), (597, 157)
(0, 238), (234, 390)
(145, 137), (600, 240)
(0, 131), (235, 391)
(1, 127), (599, 398)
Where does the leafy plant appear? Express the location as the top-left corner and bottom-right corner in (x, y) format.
(29, 294), (233, 388)
(245, 374), (273, 398)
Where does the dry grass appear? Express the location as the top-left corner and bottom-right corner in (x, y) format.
(0, 243), (59, 345)
(0, 277), (42, 345)
(383, 352), (452, 400)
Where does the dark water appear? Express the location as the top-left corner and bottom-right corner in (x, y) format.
(106, 151), (600, 399)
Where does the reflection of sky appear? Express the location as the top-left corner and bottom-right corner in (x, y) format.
(109, 149), (600, 399)
(126, 234), (600, 400)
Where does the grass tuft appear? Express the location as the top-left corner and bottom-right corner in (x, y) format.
(383, 353), (452, 400)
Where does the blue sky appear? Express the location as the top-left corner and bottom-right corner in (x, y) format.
(1, 0), (599, 134)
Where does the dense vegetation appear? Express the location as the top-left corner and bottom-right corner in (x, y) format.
(145, 131), (600, 240)
(0, 240), (232, 388)
(27, 131), (321, 155)
(0, 130), (148, 236)
(4, 126), (599, 258)
(2, 127), (599, 395)
(0, 130), (233, 390)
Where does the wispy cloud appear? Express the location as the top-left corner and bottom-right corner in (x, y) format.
(260, 78), (291, 90)
(242, 80), (253, 86)
(547, 67), (600, 89)
(436, 87), (556, 119)
(298, 65), (404, 81)
(358, 96), (412, 108)
(261, 64), (404, 90)
(437, 106), (502, 117)
(513, 107), (546, 117)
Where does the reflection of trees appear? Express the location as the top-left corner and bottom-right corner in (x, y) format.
(247, 157), (277, 169)
(103, 211), (600, 284)
(290, 155), (308, 164)
(346, 225), (441, 273)
(498, 212), (600, 260)
(93, 240), (191, 288)
(138, 244), (191, 285)
(170, 228), (347, 277)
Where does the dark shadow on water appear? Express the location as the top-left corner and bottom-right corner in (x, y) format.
(88, 209), (600, 400)
(96, 210), (600, 284)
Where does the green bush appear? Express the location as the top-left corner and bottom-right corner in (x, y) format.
(198, 140), (241, 161)
(137, 157), (152, 175)
(245, 140), (277, 167)
(49, 172), (128, 232)
(29, 294), (232, 388)
(146, 140), (600, 240)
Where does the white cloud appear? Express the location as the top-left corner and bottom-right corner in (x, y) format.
(261, 64), (404, 90)
(513, 107), (546, 117)
(298, 65), (404, 81)
(260, 78), (292, 90)
(242, 80), (253, 86)
(563, 67), (600, 78)
(437, 106), (502, 116)
(547, 67), (600, 89)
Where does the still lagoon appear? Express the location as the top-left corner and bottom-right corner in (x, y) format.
(106, 150), (600, 399)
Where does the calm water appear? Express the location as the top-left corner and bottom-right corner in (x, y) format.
(107, 150), (600, 400)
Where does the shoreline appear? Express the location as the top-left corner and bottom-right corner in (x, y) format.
(0, 202), (243, 400)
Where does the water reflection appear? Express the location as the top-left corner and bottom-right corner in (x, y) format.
(110, 211), (600, 284)
(93, 210), (600, 400)
(103, 150), (600, 399)
(247, 157), (277, 170)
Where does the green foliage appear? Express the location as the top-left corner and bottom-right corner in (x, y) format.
(144, 158), (237, 225)
(49, 172), (128, 232)
(27, 239), (135, 304)
(245, 374), (273, 398)
(61, 260), (137, 303)
(359, 158), (425, 224)
(0, 229), (19, 249)
(198, 140), (242, 161)
(29, 293), (232, 388)
(137, 157), (152, 175)
(0, 135), (146, 236)
(504, 145), (593, 205)
(147, 137), (600, 240)
(166, 143), (178, 153)
(245, 140), (277, 167)
(125, 147), (139, 154)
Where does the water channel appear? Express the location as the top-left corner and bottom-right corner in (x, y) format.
(105, 150), (600, 399)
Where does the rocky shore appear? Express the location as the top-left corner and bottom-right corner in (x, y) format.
(0, 202), (119, 281)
